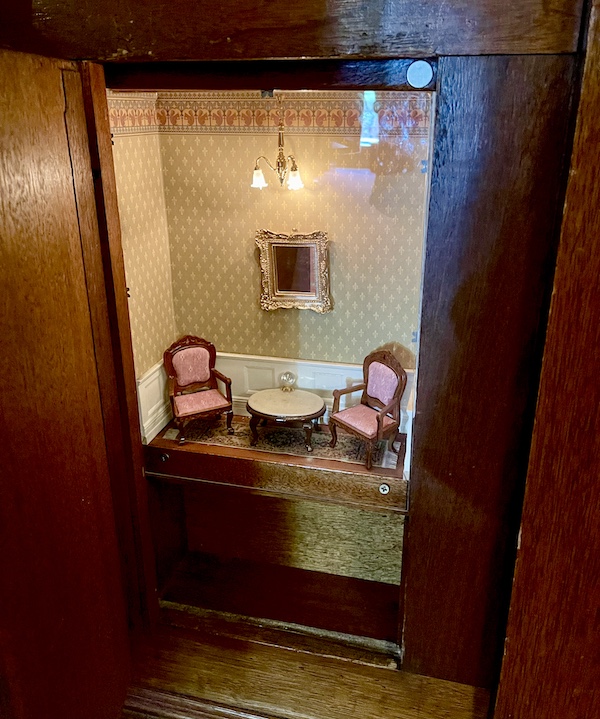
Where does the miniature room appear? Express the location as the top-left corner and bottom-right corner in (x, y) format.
(107, 84), (433, 658)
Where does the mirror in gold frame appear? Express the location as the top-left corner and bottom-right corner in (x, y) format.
(255, 229), (333, 313)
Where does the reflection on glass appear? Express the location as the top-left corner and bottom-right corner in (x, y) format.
(111, 86), (434, 485)
(360, 90), (380, 147)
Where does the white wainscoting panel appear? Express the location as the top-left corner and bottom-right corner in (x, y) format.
(244, 364), (277, 393)
(217, 352), (414, 418)
(136, 360), (172, 444)
(136, 353), (414, 476)
(216, 352), (363, 420)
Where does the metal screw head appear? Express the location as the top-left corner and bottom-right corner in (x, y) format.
(379, 483), (390, 495)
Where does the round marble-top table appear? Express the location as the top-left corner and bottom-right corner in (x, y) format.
(246, 388), (326, 452)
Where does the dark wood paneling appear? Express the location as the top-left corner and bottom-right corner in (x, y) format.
(494, 3), (600, 716)
(105, 59), (435, 92)
(0, 50), (129, 719)
(125, 626), (490, 719)
(162, 553), (399, 640)
(183, 484), (404, 584)
(147, 480), (188, 592)
(402, 55), (576, 688)
(0, 1), (583, 60)
(64, 63), (146, 632)
(79, 62), (159, 627)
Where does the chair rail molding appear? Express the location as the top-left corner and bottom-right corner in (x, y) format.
(137, 352), (415, 472)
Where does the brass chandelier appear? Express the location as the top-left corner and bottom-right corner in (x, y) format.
(251, 96), (304, 191)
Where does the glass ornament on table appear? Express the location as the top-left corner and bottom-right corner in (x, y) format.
(279, 371), (297, 392)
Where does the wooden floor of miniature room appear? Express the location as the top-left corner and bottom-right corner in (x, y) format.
(145, 415), (409, 651)
(150, 415), (406, 480)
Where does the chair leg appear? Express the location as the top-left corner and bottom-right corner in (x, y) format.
(226, 410), (234, 434)
(329, 422), (338, 448)
(365, 442), (373, 471)
(178, 418), (187, 445)
(395, 432), (407, 470)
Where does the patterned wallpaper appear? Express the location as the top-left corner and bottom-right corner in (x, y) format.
(109, 90), (431, 371)
(111, 118), (178, 377)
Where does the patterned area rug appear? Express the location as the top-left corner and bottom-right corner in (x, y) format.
(166, 416), (399, 470)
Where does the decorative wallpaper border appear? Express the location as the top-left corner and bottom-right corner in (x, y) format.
(108, 91), (160, 133)
(108, 90), (431, 137)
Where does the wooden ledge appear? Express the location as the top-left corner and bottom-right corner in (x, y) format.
(145, 436), (408, 513)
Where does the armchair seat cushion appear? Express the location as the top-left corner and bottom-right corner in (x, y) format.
(331, 404), (397, 439)
(174, 389), (230, 418)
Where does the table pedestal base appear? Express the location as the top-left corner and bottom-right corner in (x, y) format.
(246, 389), (326, 453)
(249, 415), (322, 452)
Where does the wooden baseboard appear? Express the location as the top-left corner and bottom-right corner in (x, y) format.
(159, 602), (400, 669)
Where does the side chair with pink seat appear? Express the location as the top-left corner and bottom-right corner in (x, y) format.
(163, 335), (234, 445)
(328, 349), (407, 470)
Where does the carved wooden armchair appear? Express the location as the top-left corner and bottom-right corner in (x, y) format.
(329, 349), (407, 470)
(163, 335), (233, 444)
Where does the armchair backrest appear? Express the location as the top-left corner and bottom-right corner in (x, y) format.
(164, 336), (217, 392)
(362, 349), (407, 416)
(172, 347), (211, 386)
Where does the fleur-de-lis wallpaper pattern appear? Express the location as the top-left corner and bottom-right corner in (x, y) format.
(109, 91), (431, 378)
(111, 127), (179, 378)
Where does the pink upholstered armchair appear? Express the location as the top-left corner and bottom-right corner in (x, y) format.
(163, 336), (234, 444)
(329, 349), (407, 470)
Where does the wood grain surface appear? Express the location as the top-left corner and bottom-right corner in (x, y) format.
(147, 475), (403, 640)
(161, 553), (400, 641)
(145, 441), (407, 513)
(69, 62), (147, 631)
(159, 604), (400, 669)
(147, 480), (188, 592)
(1, 0), (584, 60)
(79, 62), (159, 628)
(183, 484), (404, 583)
(0, 50), (129, 719)
(402, 54), (576, 688)
(125, 626), (490, 719)
(104, 59), (434, 92)
(494, 3), (600, 717)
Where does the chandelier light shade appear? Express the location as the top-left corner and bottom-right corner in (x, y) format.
(287, 169), (303, 191)
(251, 167), (268, 189)
(251, 98), (303, 191)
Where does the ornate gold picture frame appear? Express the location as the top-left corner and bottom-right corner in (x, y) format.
(255, 230), (333, 313)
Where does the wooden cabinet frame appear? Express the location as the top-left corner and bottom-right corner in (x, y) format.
(1, 0), (597, 714)
(86, 54), (577, 691)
